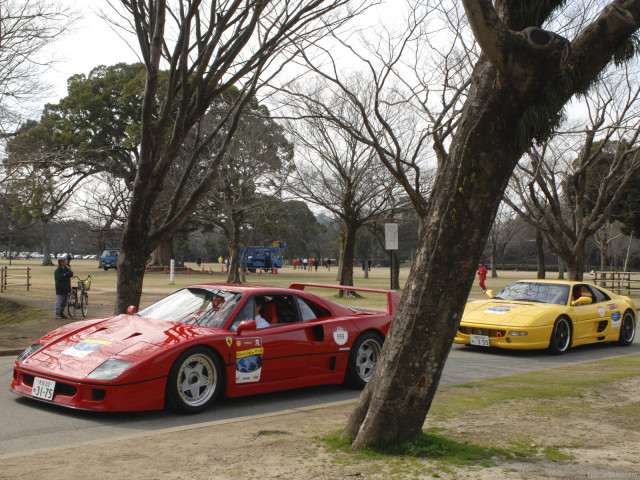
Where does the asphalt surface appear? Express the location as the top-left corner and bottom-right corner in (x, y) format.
(2, 341), (639, 458)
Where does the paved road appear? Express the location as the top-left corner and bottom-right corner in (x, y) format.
(1, 342), (638, 458)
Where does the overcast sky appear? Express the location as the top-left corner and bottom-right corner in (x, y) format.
(40, 1), (139, 108)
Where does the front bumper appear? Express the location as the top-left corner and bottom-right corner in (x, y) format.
(11, 366), (167, 412)
(454, 323), (552, 350)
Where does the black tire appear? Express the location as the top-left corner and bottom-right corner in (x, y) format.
(165, 347), (222, 414)
(80, 292), (89, 317)
(67, 291), (77, 318)
(548, 316), (571, 355)
(344, 332), (383, 389)
(617, 310), (636, 346)
(103, 267), (108, 271)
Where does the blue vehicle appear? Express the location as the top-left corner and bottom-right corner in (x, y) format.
(240, 242), (286, 272)
(99, 248), (120, 271)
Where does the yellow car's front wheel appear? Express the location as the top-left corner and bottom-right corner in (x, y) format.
(548, 317), (571, 355)
(617, 311), (636, 346)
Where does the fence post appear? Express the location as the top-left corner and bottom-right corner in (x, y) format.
(1, 266), (5, 293)
(27, 267), (31, 291)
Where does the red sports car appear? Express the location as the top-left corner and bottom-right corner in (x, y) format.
(11, 283), (399, 413)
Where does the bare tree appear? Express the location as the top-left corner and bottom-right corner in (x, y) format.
(284, 85), (397, 295)
(278, 0), (640, 448)
(505, 68), (640, 281)
(108, 0), (366, 313)
(484, 205), (519, 277)
(0, 0), (73, 136)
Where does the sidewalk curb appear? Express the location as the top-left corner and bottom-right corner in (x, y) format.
(1, 349), (22, 357)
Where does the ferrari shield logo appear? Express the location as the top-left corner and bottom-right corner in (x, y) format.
(226, 337), (232, 348)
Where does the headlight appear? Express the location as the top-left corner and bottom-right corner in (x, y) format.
(508, 331), (528, 336)
(87, 359), (133, 380)
(17, 344), (44, 362)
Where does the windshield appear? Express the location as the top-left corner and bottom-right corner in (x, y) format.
(493, 282), (570, 305)
(101, 250), (119, 257)
(137, 287), (243, 328)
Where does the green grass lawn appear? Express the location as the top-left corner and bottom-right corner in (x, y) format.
(2, 258), (638, 310)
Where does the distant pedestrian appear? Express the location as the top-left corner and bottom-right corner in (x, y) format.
(314, 258), (319, 272)
(477, 262), (488, 293)
(54, 258), (73, 319)
(326, 258), (331, 271)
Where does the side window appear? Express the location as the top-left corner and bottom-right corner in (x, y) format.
(228, 300), (255, 331)
(586, 285), (608, 303)
(295, 296), (331, 321)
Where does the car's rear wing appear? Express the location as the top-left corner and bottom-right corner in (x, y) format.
(288, 283), (400, 316)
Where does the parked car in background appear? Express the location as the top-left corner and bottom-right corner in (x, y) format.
(99, 248), (120, 271)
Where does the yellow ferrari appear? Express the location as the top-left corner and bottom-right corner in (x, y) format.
(454, 280), (637, 354)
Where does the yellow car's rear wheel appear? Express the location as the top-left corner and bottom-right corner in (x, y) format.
(548, 317), (571, 355)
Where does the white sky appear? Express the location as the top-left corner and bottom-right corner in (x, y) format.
(39, 1), (139, 109)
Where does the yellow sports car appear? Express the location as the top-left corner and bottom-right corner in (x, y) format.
(454, 280), (637, 354)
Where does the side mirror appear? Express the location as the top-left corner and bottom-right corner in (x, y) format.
(571, 296), (592, 306)
(126, 305), (137, 315)
(236, 320), (257, 335)
(485, 290), (494, 298)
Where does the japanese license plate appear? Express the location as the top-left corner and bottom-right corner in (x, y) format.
(32, 377), (56, 401)
(470, 334), (490, 347)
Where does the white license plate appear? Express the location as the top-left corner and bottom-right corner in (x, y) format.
(32, 377), (56, 401)
(470, 334), (490, 347)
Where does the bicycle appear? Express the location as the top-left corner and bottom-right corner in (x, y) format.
(67, 275), (92, 318)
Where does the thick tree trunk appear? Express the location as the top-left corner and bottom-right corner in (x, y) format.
(344, 58), (522, 447)
(337, 222), (358, 297)
(115, 217), (153, 313)
(148, 235), (174, 266)
(226, 213), (244, 284)
(565, 248), (585, 281)
(600, 245), (608, 270)
(490, 247), (498, 278)
(40, 220), (53, 267)
(536, 229), (546, 279)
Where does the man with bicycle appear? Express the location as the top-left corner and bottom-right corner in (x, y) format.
(54, 258), (73, 319)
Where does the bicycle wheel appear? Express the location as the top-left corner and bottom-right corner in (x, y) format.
(81, 292), (89, 317)
(67, 290), (77, 318)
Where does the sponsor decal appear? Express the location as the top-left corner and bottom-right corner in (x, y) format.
(611, 311), (622, 328)
(236, 338), (263, 384)
(598, 307), (605, 317)
(484, 306), (515, 314)
(333, 327), (348, 346)
(62, 339), (110, 358)
(608, 303), (619, 310)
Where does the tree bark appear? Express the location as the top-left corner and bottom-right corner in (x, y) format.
(148, 235), (174, 266)
(536, 229), (546, 279)
(40, 220), (53, 267)
(337, 222), (357, 297)
(344, 0), (640, 447)
(226, 211), (244, 284)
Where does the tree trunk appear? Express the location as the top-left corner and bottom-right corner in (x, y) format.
(536, 229), (546, 279)
(344, 57), (523, 447)
(565, 248), (585, 281)
(40, 220), (53, 267)
(337, 222), (358, 297)
(490, 246), (498, 278)
(226, 212), (244, 284)
(115, 215), (153, 313)
(557, 257), (565, 279)
(148, 235), (174, 266)
(600, 244), (608, 270)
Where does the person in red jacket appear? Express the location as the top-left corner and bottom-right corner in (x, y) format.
(477, 262), (488, 293)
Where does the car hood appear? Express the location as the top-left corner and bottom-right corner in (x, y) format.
(462, 299), (561, 326)
(19, 315), (225, 379)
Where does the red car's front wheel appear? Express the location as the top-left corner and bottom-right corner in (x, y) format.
(166, 347), (222, 414)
